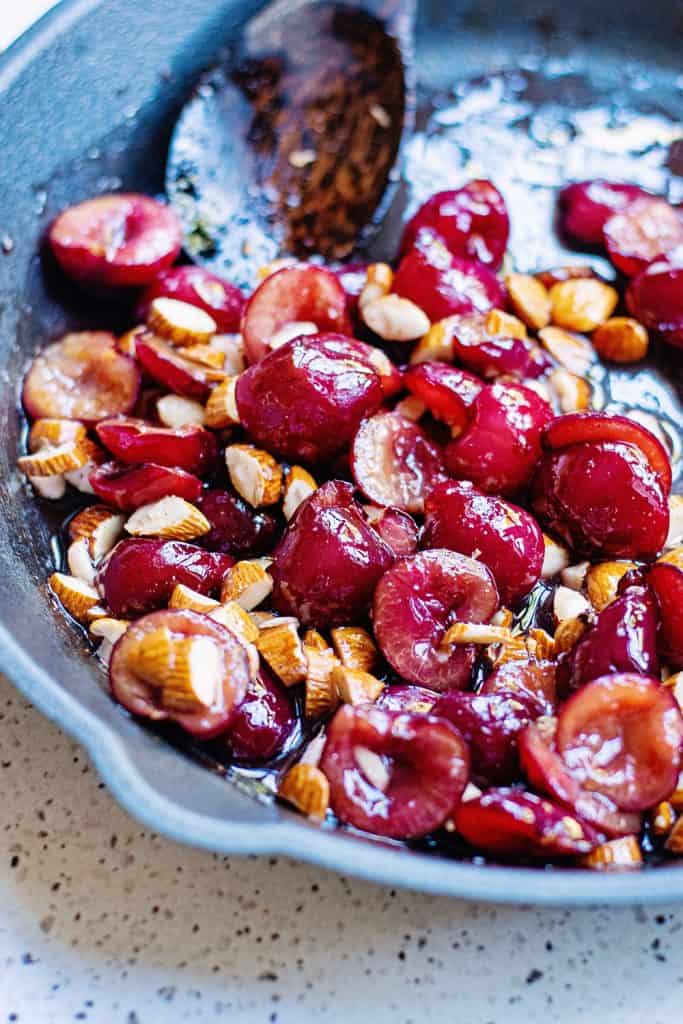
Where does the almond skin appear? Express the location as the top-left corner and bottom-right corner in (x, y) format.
(592, 317), (649, 364)
(48, 572), (101, 622)
(257, 620), (308, 687)
(585, 561), (637, 611)
(225, 444), (282, 508)
(147, 297), (217, 346)
(505, 273), (551, 330)
(330, 626), (378, 673)
(332, 665), (384, 705)
(18, 440), (90, 478)
(221, 560), (273, 610)
(550, 279), (618, 332)
(283, 466), (317, 521)
(486, 308), (528, 339)
(278, 763), (330, 820)
(305, 648), (341, 718)
(29, 418), (87, 451)
(204, 376), (240, 429)
(125, 496), (211, 542)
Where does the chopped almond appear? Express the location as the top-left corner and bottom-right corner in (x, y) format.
(209, 601), (260, 645)
(303, 628), (329, 652)
(131, 626), (174, 685)
(117, 325), (144, 357)
(362, 294), (430, 342)
(666, 816), (683, 854)
(554, 616), (588, 655)
(62, 439), (106, 495)
(84, 604), (109, 622)
(176, 343), (226, 369)
(592, 317), (649, 363)
(586, 561), (636, 611)
(553, 585), (591, 623)
(332, 664), (384, 705)
(505, 273), (551, 329)
(541, 534), (571, 578)
(29, 418), (86, 451)
(278, 763), (329, 820)
(441, 621), (513, 647)
(226, 444), (282, 507)
(305, 648), (341, 718)
(147, 297), (217, 345)
(330, 626), (378, 673)
(393, 396), (427, 422)
(561, 561), (590, 591)
(156, 394), (206, 428)
(409, 319), (454, 364)
(168, 584), (220, 613)
(161, 635), (222, 712)
(538, 326), (595, 376)
(358, 263), (393, 309)
(283, 465), (317, 521)
(353, 745), (390, 791)
(28, 474), (66, 500)
(550, 278), (618, 332)
(89, 617), (130, 644)
(221, 560), (273, 610)
(526, 628), (556, 661)
(18, 440), (89, 478)
(486, 308), (528, 339)
(488, 636), (530, 667)
(257, 619), (307, 687)
(67, 538), (96, 587)
(491, 607), (514, 629)
(125, 496), (211, 541)
(268, 321), (318, 349)
(69, 505), (125, 560)
(582, 836), (642, 870)
(48, 572), (101, 622)
(548, 367), (592, 413)
(204, 376), (240, 429)
(298, 731), (327, 768)
(650, 801), (676, 838)
(209, 333), (246, 376)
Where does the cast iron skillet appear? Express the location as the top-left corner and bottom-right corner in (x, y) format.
(1, 0), (682, 905)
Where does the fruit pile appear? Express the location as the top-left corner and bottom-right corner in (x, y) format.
(18, 178), (683, 868)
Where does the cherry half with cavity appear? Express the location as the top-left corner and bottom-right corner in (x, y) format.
(90, 461), (203, 511)
(96, 418), (217, 475)
(404, 361), (481, 430)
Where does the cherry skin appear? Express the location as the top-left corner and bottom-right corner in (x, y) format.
(90, 461), (203, 511)
(220, 667), (297, 762)
(197, 489), (280, 557)
(96, 418), (217, 475)
(403, 361), (482, 430)
(648, 562), (683, 668)
(444, 313), (550, 380)
(363, 505), (419, 558)
(626, 251), (683, 342)
(568, 586), (659, 688)
(136, 265), (245, 332)
(480, 659), (557, 716)
(603, 197), (683, 277)
(393, 239), (507, 322)
(558, 180), (651, 245)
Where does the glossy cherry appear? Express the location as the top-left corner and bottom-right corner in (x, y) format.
(320, 705), (469, 839)
(558, 180), (651, 245)
(197, 488), (280, 557)
(96, 418), (217, 475)
(364, 505), (419, 558)
(568, 586), (659, 688)
(136, 265), (245, 332)
(404, 361), (481, 430)
(648, 562), (683, 668)
(222, 667), (297, 762)
(373, 549), (499, 692)
(603, 197), (683, 277)
(135, 333), (217, 401)
(393, 241), (507, 322)
(480, 660), (557, 716)
(375, 684), (437, 714)
(626, 251), (683, 343)
(445, 314), (550, 380)
(90, 461), (203, 511)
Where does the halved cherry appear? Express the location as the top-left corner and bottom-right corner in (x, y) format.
(197, 488), (280, 557)
(96, 418), (217, 475)
(444, 382), (552, 497)
(100, 538), (233, 616)
(433, 690), (539, 786)
(351, 412), (447, 515)
(558, 180), (651, 246)
(454, 788), (599, 857)
(400, 181), (510, 268)
(49, 193), (182, 289)
(320, 705), (469, 839)
(109, 608), (248, 738)
(364, 505), (419, 558)
(373, 549), (499, 692)
(403, 362), (481, 430)
(423, 479), (544, 605)
(375, 684), (437, 714)
(603, 197), (683, 277)
(22, 332), (141, 422)
(480, 660), (557, 716)
(241, 265), (351, 364)
(556, 674), (683, 811)
(543, 412), (672, 495)
(90, 461), (203, 511)
(648, 562), (683, 668)
(569, 586), (659, 689)
(135, 333), (217, 401)
(445, 314), (550, 380)
(341, 336), (403, 398)
(271, 481), (393, 628)
(218, 666), (297, 762)
(626, 251), (683, 338)
(135, 265), (245, 332)
(235, 334), (383, 464)
(392, 241), (507, 322)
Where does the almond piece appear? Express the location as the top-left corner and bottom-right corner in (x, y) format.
(541, 534), (571, 579)
(257, 620), (307, 687)
(487, 637), (530, 667)
(69, 505), (125, 560)
(554, 585), (591, 622)
(84, 604), (109, 622)
(393, 396), (427, 422)
(29, 418), (87, 451)
(665, 495), (683, 550)
(147, 297), (217, 346)
(226, 444), (282, 507)
(18, 440), (89, 478)
(176, 343), (226, 369)
(89, 617), (130, 644)
(554, 616), (588, 655)
(283, 465), (317, 521)
(548, 367), (592, 413)
(204, 376), (240, 429)
(353, 745), (390, 791)
(298, 731), (327, 768)
(409, 319), (454, 364)
(168, 584), (220, 613)
(486, 308), (528, 339)
(161, 635), (222, 712)
(125, 496), (211, 541)
(561, 561), (590, 591)
(550, 279), (618, 332)
(156, 394), (206, 428)
(505, 273), (551, 330)
(650, 801), (676, 838)
(117, 325), (144, 357)
(29, 474), (67, 499)
(333, 664), (384, 705)
(658, 546), (683, 571)
(491, 607), (514, 629)
(441, 622), (513, 647)
(586, 561), (636, 611)
(305, 648), (341, 718)
(67, 538), (97, 587)
(62, 439), (106, 494)
(278, 763), (329, 820)
(330, 626), (378, 673)
(268, 321), (318, 349)
(666, 816), (683, 854)
(538, 326), (596, 376)
(48, 572), (101, 622)
(209, 333), (246, 376)
(581, 836), (642, 870)
(362, 294), (430, 342)
(303, 628), (329, 652)
(358, 263), (393, 309)
(525, 628), (556, 661)
(131, 626), (174, 685)
(209, 601), (260, 645)
(221, 560), (273, 610)
(592, 317), (648, 364)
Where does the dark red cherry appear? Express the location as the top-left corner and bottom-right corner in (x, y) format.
(558, 180), (651, 245)
(235, 334), (383, 464)
(626, 251), (683, 341)
(197, 488), (279, 557)
(393, 241), (506, 322)
(569, 586), (659, 688)
(423, 479), (544, 605)
(222, 667), (296, 762)
(96, 418), (217, 475)
(364, 505), (419, 558)
(271, 481), (393, 628)
(400, 181), (510, 268)
(49, 193), (182, 290)
(445, 313), (550, 380)
(648, 562), (683, 668)
(351, 412), (447, 515)
(373, 549), (499, 692)
(454, 788), (599, 857)
(100, 538), (233, 617)
(89, 461), (203, 511)
(334, 262), (368, 321)
(444, 382), (552, 497)
(603, 197), (683, 277)
(556, 673), (683, 811)
(241, 265), (351, 364)
(135, 333), (217, 401)
(320, 705), (469, 839)
(480, 659), (557, 716)
(375, 684), (437, 714)
(136, 265), (245, 332)
(109, 609), (248, 739)
(404, 361), (481, 429)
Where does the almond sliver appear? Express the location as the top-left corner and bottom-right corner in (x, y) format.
(29, 418), (87, 452)
(49, 572), (100, 622)
(204, 376), (240, 429)
(278, 763), (329, 820)
(225, 444), (282, 508)
(19, 440), (89, 478)
(69, 505), (125, 560)
(125, 496), (211, 541)
(283, 465), (317, 521)
(147, 297), (217, 346)
(221, 560), (273, 610)
(168, 584), (220, 613)
(161, 635), (222, 712)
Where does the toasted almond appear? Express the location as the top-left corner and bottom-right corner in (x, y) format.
(298, 731), (327, 768)
(548, 367), (592, 413)
(250, 611), (293, 629)
(18, 440), (89, 478)
(283, 465), (317, 521)
(156, 394), (206, 428)
(268, 320), (318, 349)
(410, 319), (456, 364)
(665, 495), (683, 550)
(278, 763), (329, 820)
(592, 317), (648, 364)
(485, 308), (528, 339)
(204, 376), (240, 429)
(89, 617), (130, 644)
(69, 505), (125, 561)
(441, 622), (513, 647)
(650, 801), (676, 838)
(168, 584), (220, 613)
(541, 534), (571, 579)
(63, 439), (106, 494)
(209, 333), (246, 375)
(554, 616), (588, 655)
(526, 628), (556, 661)
(303, 628), (329, 652)
(581, 836), (642, 870)
(29, 418), (87, 451)
(353, 745), (390, 791)
(505, 273), (551, 330)
(550, 279), (618, 332)
(561, 561), (590, 591)
(330, 626), (378, 674)
(491, 607), (514, 629)
(117, 325), (145, 357)
(487, 636), (530, 667)
(209, 601), (260, 645)
(358, 263), (393, 309)
(125, 496), (210, 541)
(586, 561), (636, 611)
(29, 474), (66, 499)
(161, 635), (222, 712)
(362, 294), (430, 342)
(67, 538), (97, 587)
(221, 560), (273, 610)
(176, 343), (226, 369)
(332, 664), (384, 705)
(147, 297), (217, 346)
(130, 626), (174, 685)
(669, 772), (683, 813)
(226, 444), (282, 507)
(48, 572), (100, 622)
(393, 396), (427, 422)
(257, 620), (307, 687)
(305, 648), (341, 718)
(538, 326), (595, 376)
(658, 545), (683, 571)
(554, 585), (591, 623)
